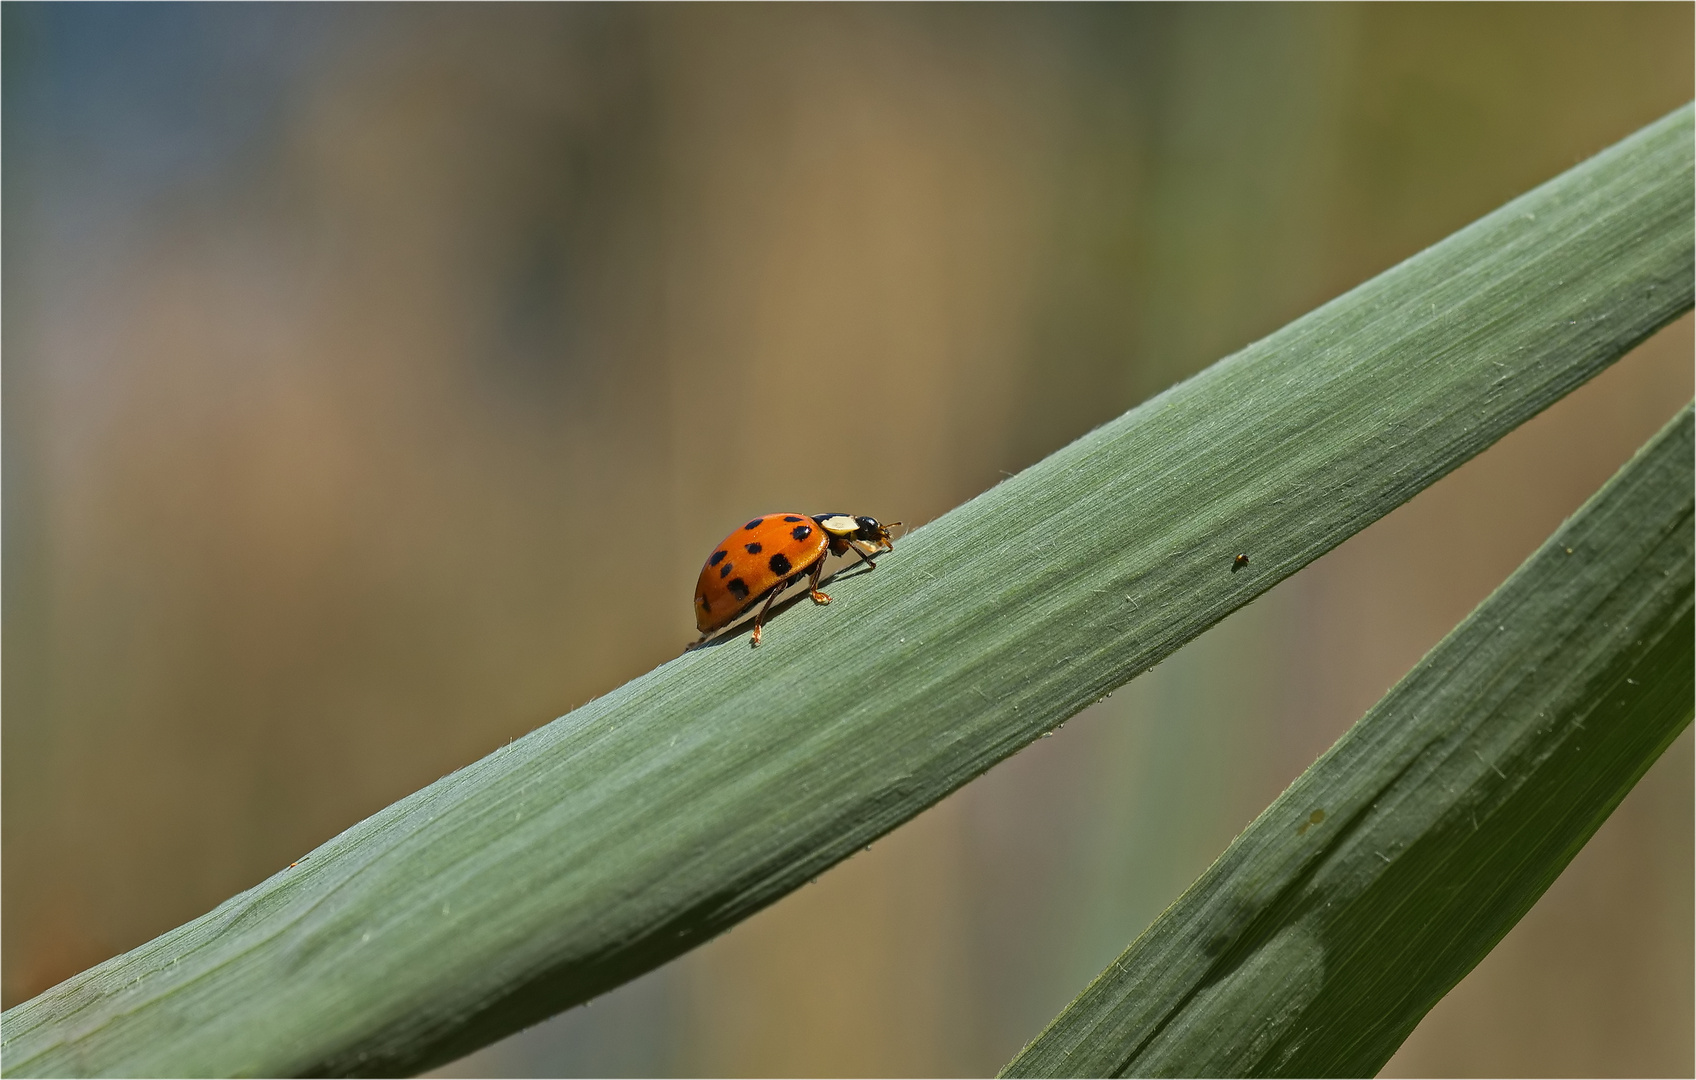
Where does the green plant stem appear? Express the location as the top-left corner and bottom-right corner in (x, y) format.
(1002, 404), (1695, 1078)
(3, 107), (1691, 1079)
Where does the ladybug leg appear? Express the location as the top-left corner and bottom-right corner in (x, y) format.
(749, 585), (786, 647)
(847, 544), (878, 571)
(807, 556), (832, 606)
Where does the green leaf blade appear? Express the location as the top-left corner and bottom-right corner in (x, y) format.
(3, 108), (1691, 1078)
(1002, 405), (1695, 1078)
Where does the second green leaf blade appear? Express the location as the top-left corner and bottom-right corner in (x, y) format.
(1004, 404), (1696, 1079)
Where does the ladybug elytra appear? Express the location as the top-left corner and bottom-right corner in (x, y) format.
(692, 513), (897, 647)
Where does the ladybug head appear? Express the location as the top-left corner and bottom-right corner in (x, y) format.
(812, 513), (900, 554)
(854, 516), (895, 547)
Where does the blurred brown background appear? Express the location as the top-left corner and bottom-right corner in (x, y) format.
(4, 4), (1690, 1076)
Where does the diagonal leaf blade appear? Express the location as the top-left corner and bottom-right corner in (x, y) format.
(1002, 404), (1695, 1079)
(3, 108), (1691, 1078)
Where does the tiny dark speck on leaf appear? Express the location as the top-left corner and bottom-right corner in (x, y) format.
(1231, 553), (1249, 573)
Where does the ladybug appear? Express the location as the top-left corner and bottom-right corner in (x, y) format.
(692, 513), (897, 647)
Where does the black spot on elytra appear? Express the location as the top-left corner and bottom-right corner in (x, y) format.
(791, 525), (813, 541)
(745, 542), (763, 554)
(700, 596), (712, 612)
(709, 550), (727, 566)
(768, 553), (793, 576)
(719, 563), (732, 579)
(728, 578), (750, 600)
(744, 518), (763, 530)
(783, 515), (804, 522)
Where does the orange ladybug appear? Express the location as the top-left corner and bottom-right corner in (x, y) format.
(692, 513), (897, 647)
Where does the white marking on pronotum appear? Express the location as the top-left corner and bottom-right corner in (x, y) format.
(817, 514), (857, 535)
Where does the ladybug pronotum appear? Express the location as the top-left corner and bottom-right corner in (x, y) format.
(691, 513), (897, 648)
